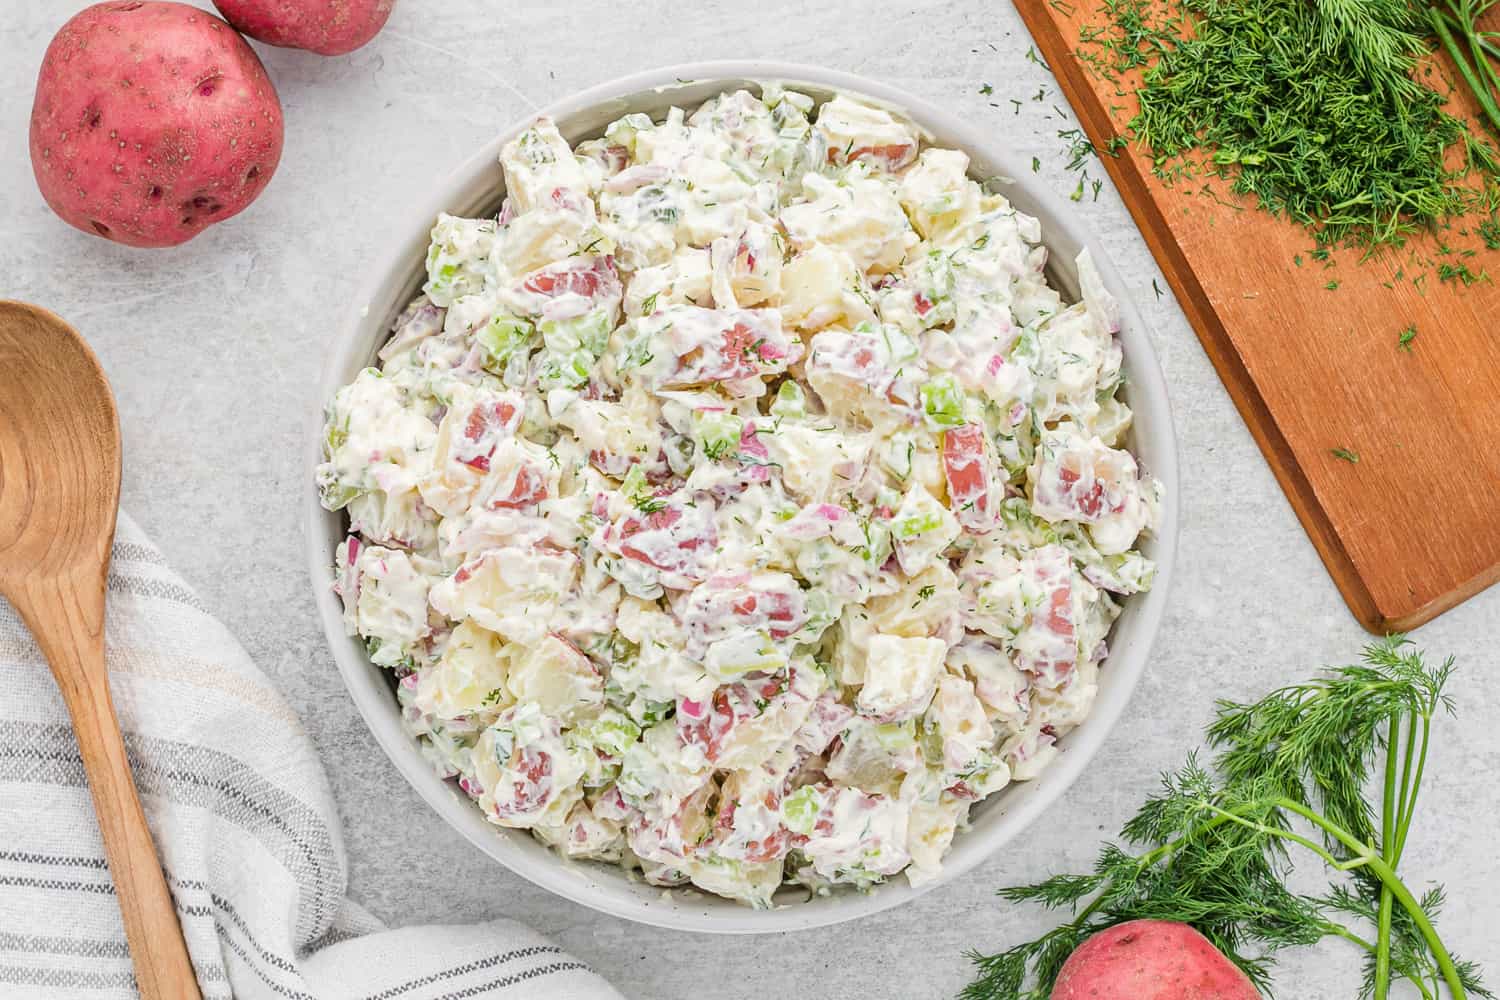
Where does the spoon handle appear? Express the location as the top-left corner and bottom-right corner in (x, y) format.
(13, 569), (203, 1000)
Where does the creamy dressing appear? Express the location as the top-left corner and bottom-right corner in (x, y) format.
(318, 87), (1162, 906)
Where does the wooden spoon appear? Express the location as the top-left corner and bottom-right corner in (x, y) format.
(0, 302), (201, 1000)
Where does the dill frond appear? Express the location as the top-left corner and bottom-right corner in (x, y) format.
(962, 639), (1490, 1000)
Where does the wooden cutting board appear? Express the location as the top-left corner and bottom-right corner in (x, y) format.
(1017, 1), (1500, 633)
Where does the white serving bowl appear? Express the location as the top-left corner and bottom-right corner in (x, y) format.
(306, 61), (1179, 933)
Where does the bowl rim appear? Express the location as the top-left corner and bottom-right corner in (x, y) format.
(305, 59), (1180, 934)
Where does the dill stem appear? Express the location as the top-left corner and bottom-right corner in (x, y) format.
(1199, 802), (1349, 871)
(1429, 7), (1500, 136)
(1374, 715), (1402, 1000)
(1394, 713), (1419, 854)
(1276, 797), (1467, 999)
(1323, 921), (1377, 956)
(1394, 715), (1432, 866)
(1455, 0), (1500, 112)
(1435, 9), (1500, 60)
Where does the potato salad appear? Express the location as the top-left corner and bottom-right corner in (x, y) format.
(318, 87), (1162, 906)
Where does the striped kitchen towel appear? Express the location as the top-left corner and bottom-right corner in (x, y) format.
(0, 512), (623, 1000)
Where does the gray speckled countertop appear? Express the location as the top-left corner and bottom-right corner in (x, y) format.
(3, 2), (1497, 997)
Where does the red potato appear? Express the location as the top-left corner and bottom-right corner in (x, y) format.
(29, 1), (284, 249)
(212, 0), (396, 56)
(1052, 921), (1260, 1000)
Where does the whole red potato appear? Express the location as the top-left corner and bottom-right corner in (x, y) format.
(1052, 921), (1260, 1000)
(29, 1), (284, 249)
(212, 0), (396, 56)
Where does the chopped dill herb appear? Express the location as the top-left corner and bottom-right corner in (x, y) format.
(1331, 446), (1360, 464)
(1077, 0), (1500, 253)
(632, 494), (668, 514)
(1437, 261), (1485, 285)
(1481, 217), (1500, 250)
(1398, 323), (1418, 351)
(1058, 128), (1096, 171)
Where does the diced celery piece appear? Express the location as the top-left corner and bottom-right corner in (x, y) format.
(578, 710), (641, 758)
(771, 380), (806, 419)
(781, 786), (820, 835)
(477, 313), (535, 367)
(858, 517), (893, 565)
(704, 631), (784, 678)
(540, 308), (611, 356)
(604, 112), (654, 155)
(873, 719), (916, 751)
(1001, 495), (1057, 544)
(319, 481), (363, 512)
(999, 496), (1036, 529)
(498, 702), (546, 749)
(620, 464), (647, 499)
(1009, 326), (1041, 371)
(637, 699), (673, 725)
(876, 323), (920, 365)
(325, 420), (348, 455)
(619, 327), (658, 372)
(1112, 552), (1155, 591)
(922, 248), (956, 299)
(693, 410), (743, 462)
(894, 509), (944, 539)
(921, 374), (966, 428)
(539, 349), (592, 389)
(794, 589), (840, 644)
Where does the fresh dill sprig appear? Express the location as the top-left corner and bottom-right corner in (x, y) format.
(963, 638), (1490, 1000)
(1316, 0), (1426, 102)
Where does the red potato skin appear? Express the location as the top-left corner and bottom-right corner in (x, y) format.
(1052, 921), (1261, 1000)
(29, 1), (284, 249)
(212, 0), (396, 56)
